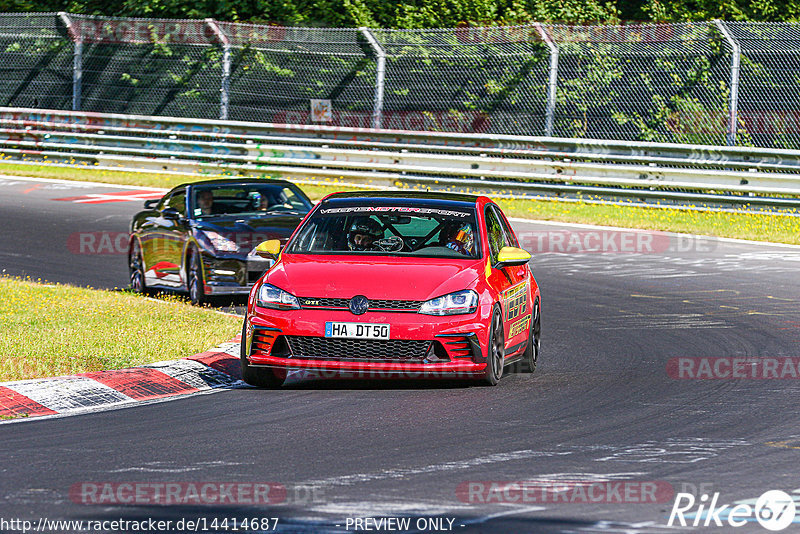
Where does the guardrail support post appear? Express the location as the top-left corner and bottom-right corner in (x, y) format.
(206, 19), (231, 121)
(59, 12), (82, 111)
(360, 27), (385, 130)
(715, 20), (741, 147)
(535, 23), (559, 137)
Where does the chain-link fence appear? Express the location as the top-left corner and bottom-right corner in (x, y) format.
(0, 13), (73, 110)
(0, 13), (798, 149)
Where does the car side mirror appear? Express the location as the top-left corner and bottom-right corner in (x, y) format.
(254, 239), (281, 259)
(144, 199), (159, 209)
(496, 246), (531, 267)
(162, 207), (181, 220)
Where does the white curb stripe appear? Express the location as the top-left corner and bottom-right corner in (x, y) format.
(143, 359), (239, 390)
(4, 377), (133, 411)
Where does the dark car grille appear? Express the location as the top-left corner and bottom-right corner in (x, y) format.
(371, 299), (423, 311)
(285, 336), (433, 362)
(248, 270), (266, 283)
(298, 297), (422, 312)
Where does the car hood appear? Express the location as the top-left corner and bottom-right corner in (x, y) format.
(193, 215), (302, 250)
(266, 254), (484, 301)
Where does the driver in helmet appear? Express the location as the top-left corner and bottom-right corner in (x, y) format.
(442, 222), (475, 256)
(347, 217), (383, 251)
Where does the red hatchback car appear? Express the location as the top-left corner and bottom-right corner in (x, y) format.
(241, 191), (541, 386)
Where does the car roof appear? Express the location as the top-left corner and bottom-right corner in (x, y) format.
(182, 178), (296, 188)
(321, 190), (483, 208)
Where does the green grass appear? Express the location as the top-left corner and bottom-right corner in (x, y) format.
(495, 197), (800, 245)
(0, 277), (242, 382)
(0, 413), (28, 420)
(0, 162), (364, 200)
(1, 162), (798, 245)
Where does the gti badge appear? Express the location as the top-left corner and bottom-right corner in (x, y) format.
(349, 295), (369, 315)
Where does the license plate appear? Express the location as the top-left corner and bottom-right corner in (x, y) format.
(325, 322), (390, 340)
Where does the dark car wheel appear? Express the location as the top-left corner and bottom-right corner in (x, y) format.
(481, 305), (505, 386)
(240, 320), (285, 388)
(188, 249), (209, 306)
(129, 239), (147, 294)
(521, 298), (540, 373)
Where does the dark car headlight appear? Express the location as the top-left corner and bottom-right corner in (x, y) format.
(199, 231), (240, 253)
(256, 283), (300, 310)
(207, 231), (240, 253)
(419, 290), (478, 316)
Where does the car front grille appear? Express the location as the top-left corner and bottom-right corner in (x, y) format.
(298, 297), (422, 312)
(285, 336), (434, 362)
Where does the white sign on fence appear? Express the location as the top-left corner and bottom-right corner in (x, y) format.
(311, 99), (332, 123)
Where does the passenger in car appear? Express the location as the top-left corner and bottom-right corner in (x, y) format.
(197, 190), (215, 216)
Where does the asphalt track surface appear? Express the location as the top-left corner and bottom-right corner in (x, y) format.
(2, 176), (800, 533)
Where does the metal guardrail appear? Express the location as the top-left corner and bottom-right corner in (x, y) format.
(1, 107), (800, 209)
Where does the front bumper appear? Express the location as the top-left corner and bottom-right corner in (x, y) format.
(245, 308), (490, 378)
(204, 284), (253, 296)
(203, 255), (273, 295)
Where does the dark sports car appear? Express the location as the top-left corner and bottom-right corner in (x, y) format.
(128, 179), (313, 304)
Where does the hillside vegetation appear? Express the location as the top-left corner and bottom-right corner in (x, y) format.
(0, 0), (796, 27)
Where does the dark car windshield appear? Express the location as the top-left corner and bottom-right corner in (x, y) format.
(287, 204), (480, 258)
(191, 183), (312, 218)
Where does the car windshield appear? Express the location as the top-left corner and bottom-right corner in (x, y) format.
(191, 184), (312, 218)
(287, 204), (480, 258)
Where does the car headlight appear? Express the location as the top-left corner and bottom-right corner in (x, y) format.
(203, 231), (239, 253)
(256, 283), (300, 310)
(419, 290), (478, 316)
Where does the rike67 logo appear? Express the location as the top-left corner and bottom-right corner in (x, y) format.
(669, 490), (798, 530)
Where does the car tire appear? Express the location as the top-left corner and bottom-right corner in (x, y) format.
(481, 305), (505, 386)
(187, 248), (209, 306)
(129, 239), (147, 295)
(521, 298), (540, 374)
(240, 320), (285, 388)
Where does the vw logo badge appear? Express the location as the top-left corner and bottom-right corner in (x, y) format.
(349, 295), (369, 315)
